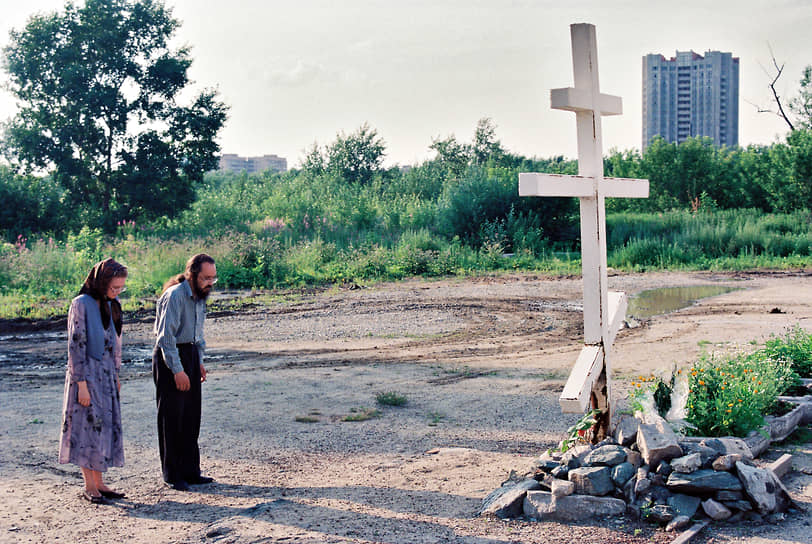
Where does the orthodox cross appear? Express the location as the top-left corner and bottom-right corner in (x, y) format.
(519, 23), (649, 437)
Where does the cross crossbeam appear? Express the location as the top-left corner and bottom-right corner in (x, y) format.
(519, 23), (649, 434)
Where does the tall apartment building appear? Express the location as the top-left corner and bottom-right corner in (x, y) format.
(218, 153), (287, 174)
(642, 50), (739, 150)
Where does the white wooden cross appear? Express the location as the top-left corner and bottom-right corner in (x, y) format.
(519, 24), (649, 431)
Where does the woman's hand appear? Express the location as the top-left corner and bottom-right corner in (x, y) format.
(77, 381), (91, 407)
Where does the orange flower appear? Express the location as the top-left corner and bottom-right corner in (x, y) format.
(699, 380), (706, 386)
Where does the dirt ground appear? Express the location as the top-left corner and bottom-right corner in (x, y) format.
(1, 270), (811, 544)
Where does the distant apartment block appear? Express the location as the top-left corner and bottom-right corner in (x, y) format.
(218, 153), (287, 173)
(642, 50), (739, 150)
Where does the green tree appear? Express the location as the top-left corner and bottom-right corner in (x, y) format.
(790, 65), (812, 130)
(471, 117), (504, 165)
(326, 123), (386, 184)
(2, 0), (228, 229)
(428, 134), (470, 179)
(0, 167), (67, 238)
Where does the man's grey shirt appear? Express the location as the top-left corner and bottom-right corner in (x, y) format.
(154, 280), (206, 374)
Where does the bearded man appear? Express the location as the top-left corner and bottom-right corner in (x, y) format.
(153, 253), (217, 490)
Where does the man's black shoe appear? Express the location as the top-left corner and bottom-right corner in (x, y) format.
(188, 476), (214, 485)
(166, 480), (190, 491)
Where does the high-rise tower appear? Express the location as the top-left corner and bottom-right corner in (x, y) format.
(642, 50), (739, 150)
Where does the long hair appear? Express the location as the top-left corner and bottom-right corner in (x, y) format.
(79, 258), (128, 335)
(162, 253), (215, 297)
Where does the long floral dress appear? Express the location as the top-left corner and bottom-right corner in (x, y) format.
(58, 297), (124, 471)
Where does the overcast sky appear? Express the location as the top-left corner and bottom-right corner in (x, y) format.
(1, 0), (810, 167)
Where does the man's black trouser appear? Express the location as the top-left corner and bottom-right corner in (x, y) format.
(153, 343), (201, 484)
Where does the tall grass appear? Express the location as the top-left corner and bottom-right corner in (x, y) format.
(2, 168), (812, 320)
(608, 209), (812, 269)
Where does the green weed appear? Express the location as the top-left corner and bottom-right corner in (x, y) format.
(375, 391), (409, 407)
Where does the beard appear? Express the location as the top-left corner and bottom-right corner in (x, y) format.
(191, 279), (212, 301)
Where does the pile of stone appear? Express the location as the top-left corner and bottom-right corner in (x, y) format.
(480, 414), (795, 531)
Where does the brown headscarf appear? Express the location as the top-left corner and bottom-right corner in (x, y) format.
(79, 258), (128, 336)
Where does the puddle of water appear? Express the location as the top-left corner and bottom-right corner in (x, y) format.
(627, 285), (740, 319)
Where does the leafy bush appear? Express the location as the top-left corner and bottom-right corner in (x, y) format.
(375, 391), (408, 407)
(685, 350), (794, 437)
(763, 326), (812, 381)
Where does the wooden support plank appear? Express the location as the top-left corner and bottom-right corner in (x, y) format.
(670, 520), (709, 544)
(550, 87), (622, 115)
(606, 291), (627, 347)
(769, 454), (794, 480)
(601, 177), (650, 198)
(559, 345), (603, 413)
(518, 173), (593, 198)
(518, 173), (649, 199)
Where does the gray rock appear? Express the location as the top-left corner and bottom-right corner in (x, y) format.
(535, 459), (561, 472)
(614, 414), (639, 447)
(523, 491), (626, 521)
(678, 441), (720, 468)
(645, 504), (674, 524)
(744, 511), (764, 522)
(666, 469), (743, 494)
(766, 512), (787, 524)
(626, 450), (643, 469)
(647, 484), (672, 504)
(671, 452), (702, 473)
(561, 444), (592, 469)
(666, 515), (692, 532)
(698, 437), (754, 461)
(712, 453), (743, 471)
(596, 436), (618, 447)
(551, 479), (575, 497)
(623, 476), (636, 502)
(637, 416), (683, 467)
(702, 498), (733, 520)
(723, 500), (753, 512)
(634, 476), (651, 494)
(715, 489), (744, 502)
(611, 462), (635, 487)
(584, 445), (627, 467)
(735, 461), (791, 514)
(568, 466), (614, 496)
(667, 493), (702, 518)
(480, 479), (542, 518)
(655, 461), (673, 477)
(550, 465), (569, 479)
(650, 473), (666, 486)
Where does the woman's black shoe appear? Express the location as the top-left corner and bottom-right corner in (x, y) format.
(100, 489), (126, 499)
(81, 491), (106, 504)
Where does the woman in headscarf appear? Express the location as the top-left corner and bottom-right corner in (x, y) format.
(58, 258), (128, 503)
